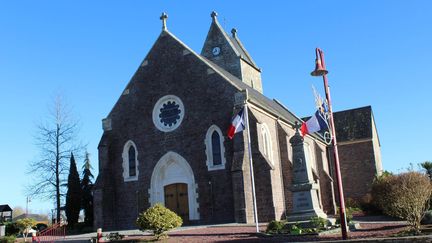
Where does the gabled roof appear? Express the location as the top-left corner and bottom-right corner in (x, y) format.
(202, 14), (259, 70)
(164, 30), (304, 128)
(230, 33), (258, 69)
(0, 204), (12, 212)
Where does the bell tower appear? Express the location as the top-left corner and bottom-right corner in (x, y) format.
(201, 11), (263, 93)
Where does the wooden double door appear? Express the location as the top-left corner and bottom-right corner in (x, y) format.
(164, 183), (189, 223)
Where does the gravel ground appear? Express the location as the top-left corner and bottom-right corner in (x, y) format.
(123, 221), (409, 242)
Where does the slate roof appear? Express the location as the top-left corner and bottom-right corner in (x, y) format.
(302, 106), (374, 143)
(165, 30), (309, 133)
(230, 35), (259, 69)
(208, 16), (259, 70)
(0, 204), (12, 212)
(333, 106), (373, 142)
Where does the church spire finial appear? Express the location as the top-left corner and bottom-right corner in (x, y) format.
(160, 12), (168, 30)
(231, 28), (237, 38)
(211, 11), (218, 22)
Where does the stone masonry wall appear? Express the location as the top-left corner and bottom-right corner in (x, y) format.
(337, 141), (378, 201)
(97, 32), (243, 230)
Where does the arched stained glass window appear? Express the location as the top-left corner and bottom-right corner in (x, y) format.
(128, 146), (136, 177)
(211, 131), (222, 165)
(258, 123), (274, 165)
(205, 125), (226, 171)
(122, 140), (139, 182)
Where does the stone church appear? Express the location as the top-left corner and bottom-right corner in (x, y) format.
(93, 12), (382, 230)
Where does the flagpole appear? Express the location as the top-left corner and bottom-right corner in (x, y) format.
(243, 102), (260, 233)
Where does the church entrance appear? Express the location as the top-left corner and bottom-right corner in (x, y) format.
(164, 183), (189, 222)
(149, 151), (200, 221)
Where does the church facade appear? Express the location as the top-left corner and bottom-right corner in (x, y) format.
(93, 12), (382, 230)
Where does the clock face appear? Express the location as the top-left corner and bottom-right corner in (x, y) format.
(212, 47), (221, 56)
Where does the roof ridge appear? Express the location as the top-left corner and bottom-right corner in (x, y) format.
(230, 35), (258, 68)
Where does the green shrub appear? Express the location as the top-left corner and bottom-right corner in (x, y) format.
(16, 218), (36, 242)
(336, 207), (353, 224)
(0, 235), (16, 243)
(107, 232), (124, 241)
(290, 224), (302, 235)
(136, 204), (182, 240)
(266, 220), (284, 233)
(310, 216), (327, 230)
(4, 222), (19, 236)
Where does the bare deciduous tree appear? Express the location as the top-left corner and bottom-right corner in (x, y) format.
(27, 95), (82, 222)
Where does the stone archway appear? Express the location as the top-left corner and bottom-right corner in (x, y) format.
(149, 151), (200, 220)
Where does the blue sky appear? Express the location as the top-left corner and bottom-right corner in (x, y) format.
(1, 1), (431, 214)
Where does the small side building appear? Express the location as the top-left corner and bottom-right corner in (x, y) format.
(0, 205), (12, 223)
(333, 106), (383, 202)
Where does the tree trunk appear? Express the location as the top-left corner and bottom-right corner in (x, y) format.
(56, 124), (61, 222)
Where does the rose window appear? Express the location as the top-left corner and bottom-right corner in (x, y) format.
(153, 95), (184, 132)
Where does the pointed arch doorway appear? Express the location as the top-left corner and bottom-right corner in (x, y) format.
(149, 151), (200, 222)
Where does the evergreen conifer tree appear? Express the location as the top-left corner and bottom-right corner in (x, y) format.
(65, 152), (82, 228)
(81, 151), (94, 226)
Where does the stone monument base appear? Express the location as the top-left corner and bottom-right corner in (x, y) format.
(287, 209), (328, 222)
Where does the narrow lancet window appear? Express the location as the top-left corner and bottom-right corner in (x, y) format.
(212, 131), (222, 165)
(128, 146), (136, 177)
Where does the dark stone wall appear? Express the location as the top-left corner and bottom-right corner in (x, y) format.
(98, 32), (241, 230)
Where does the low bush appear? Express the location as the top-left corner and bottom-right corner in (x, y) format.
(136, 204), (182, 240)
(289, 224), (303, 235)
(336, 207), (354, 223)
(107, 232), (124, 241)
(372, 172), (432, 232)
(266, 220), (284, 233)
(310, 217), (327, 231)
(4, 222), (19, 236)
(0, 235), (16, 243)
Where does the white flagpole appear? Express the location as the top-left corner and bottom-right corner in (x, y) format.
(243, 102), (259, 233)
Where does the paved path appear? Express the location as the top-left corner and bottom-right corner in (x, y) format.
(60, 217), (410, 242)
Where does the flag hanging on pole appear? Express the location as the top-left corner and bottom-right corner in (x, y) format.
(301, 86), (330, 137)
(227, 107), (245, 139)
(300, 110), (329, 136)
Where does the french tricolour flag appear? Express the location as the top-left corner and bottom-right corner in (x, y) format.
(300, 110), (329, 137)
(227, 108), (245, 139)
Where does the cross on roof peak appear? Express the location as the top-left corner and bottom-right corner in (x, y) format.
(211, 11), (218, 21)
(160, 12), (168, 30)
